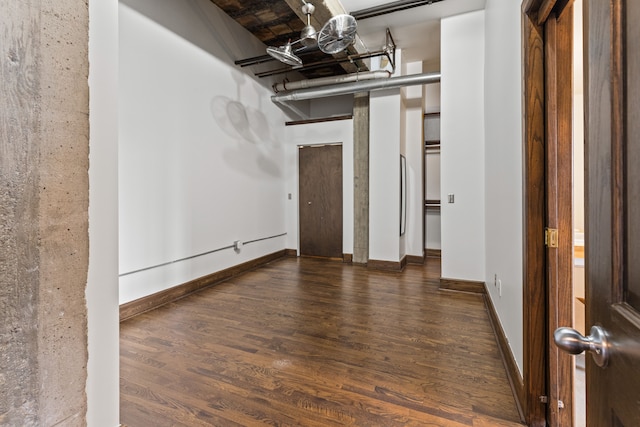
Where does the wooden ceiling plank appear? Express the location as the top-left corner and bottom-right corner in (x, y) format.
(212, 0), (367, 78)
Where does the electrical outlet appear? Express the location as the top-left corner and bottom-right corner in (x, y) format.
(494, 274), (497, 287)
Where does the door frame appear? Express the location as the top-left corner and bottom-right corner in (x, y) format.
(522, 3), (548, 423)
(544, 6), (575, 426)
(522, 0), (576, 425)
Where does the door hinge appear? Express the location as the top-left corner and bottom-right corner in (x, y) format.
(539, 395), (549, 404)
(545, 228), (558, 248)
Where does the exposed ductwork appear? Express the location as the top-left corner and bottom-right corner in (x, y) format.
(240, 28), (397, 79)
(351, 0), (446, 20)
(271, 72), (440, 103)
(272, 70), (391, 93)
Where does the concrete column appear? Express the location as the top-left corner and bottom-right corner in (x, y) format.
(353, 92), (370, 264)
(1, 1), (90, 425)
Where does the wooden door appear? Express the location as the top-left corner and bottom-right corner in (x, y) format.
(544, 6), (574, 426)
(298, 144), (343, 258)
(583, 0), (640, 424)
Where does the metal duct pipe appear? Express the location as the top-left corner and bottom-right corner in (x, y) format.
(351, 0), (445, 20)
(272, 70), (391, 93)
(271, 72), (440, 103)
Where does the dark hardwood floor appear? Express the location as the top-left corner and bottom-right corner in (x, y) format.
(120, 257), (523, 426)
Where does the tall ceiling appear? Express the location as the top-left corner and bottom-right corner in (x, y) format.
(212, 0), (485, 79)
(342, 0), (485, 62)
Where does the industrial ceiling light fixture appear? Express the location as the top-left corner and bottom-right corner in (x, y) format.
(265, 1), (357, 66)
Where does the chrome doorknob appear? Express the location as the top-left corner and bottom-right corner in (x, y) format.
(554, 325), (610, 367)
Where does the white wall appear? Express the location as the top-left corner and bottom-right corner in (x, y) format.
(118, 0), (288, 303)
(284, 120), (354, 254)
(370, 88), (403, 262)
(310, 95), (354, 118)
(484, 0), (524, 374)
(403, 61), (425, 258)
(440, 11), (486, 281)
(424, 82), (441, 114)
(573, 0), (585, 234)
(87, 0), (120, 425)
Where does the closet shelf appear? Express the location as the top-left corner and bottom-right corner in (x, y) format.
(425, 200), (441, 211)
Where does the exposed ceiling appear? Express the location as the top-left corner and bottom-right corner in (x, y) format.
(213, 0), (485, 79)
(342, 0), (485, 63)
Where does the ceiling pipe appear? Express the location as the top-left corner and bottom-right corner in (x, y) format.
(271, 72), (440, 103)
(272, 70), (391, 93)
(254, 48), (389, 78)
(351, 0), (445, 20)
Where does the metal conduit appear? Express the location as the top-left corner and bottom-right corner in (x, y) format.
(271, 72), (441, 103)
(273, 70), (391, 93)
(255, 48), (392, 78)
(351, 0), (445, 20)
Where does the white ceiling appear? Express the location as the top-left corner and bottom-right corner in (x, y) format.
(339, 0), (486, 64)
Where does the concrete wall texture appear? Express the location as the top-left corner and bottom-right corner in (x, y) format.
(1, 1), (89, 425)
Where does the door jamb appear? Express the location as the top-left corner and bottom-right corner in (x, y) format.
(522, 0), (575, 425)
(522, 2), (548, 425)
(544, 6), (575, 426)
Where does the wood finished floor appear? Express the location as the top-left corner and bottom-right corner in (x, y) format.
(120, 257), (523, 426)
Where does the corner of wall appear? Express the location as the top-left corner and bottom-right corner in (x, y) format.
(482, 0), (525, 376)
(87, 0), (120, 425)
(440, 10), (486, 282)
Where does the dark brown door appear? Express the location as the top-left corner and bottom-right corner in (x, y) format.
(582, 0), (640, 425)
(298, 144), (343, 258)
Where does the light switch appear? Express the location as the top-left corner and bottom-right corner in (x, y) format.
(448, 194), (455, 203)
